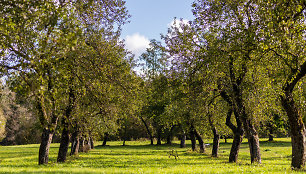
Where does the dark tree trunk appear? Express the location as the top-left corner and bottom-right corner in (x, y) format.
(57, 83), (75, 162)
(212, 127), (220, 157)
(70, 130), (79, 156)
(281, 93), (306, 169)
(79, 137), (85, 152)
(229, 130), (244, 162)
(102, 133), (109, 146)
(208, 113), (220, 157)
(156, 128), (162, 145)
(38, 128), (54, 165)
(57, 122), (70, 162)
(242, 118), (261, 164)
(194, 129), (205, 153)
(224, 137), (227, 143)
(140, 116), (154, 145)
(221, 91), (244, 163)
(190, 129), (196, 151)
(268, 128), (274, 142)
(166, 126), (175, 145)
(89, 137), (94, 149)
(233, 82), (261, 163)
(180, 132), (186, 148)
(191, 124), (205, 153)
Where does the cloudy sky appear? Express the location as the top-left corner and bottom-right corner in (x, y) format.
(121, 0), (195, 58)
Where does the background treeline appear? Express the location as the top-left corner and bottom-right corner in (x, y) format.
(0, 0), (305, 170)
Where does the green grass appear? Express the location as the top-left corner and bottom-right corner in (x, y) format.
(0, 138), (303, 173)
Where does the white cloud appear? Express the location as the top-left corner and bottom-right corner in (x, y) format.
(125, 33), (150, 58)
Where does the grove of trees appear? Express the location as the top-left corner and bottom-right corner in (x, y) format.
(0, 0), (305, 170)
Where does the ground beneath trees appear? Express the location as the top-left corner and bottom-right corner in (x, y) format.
(0, 138), (302, 173)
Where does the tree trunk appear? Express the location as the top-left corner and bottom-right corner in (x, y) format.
(212, 127), (220, 157)
(208, 113), (220, 157)
(242, 118), (261, 164)
(166, 126), (174, 145)
(232, 80), (261, 163)
(57, 83), (75, 162)
(268, 131), (274, 142)
(140, 116), (154, 145)
(190, 129), (196, 151)
(89, 137), (94, 149)
(191, 124), (205, 153)
(79, 137), (85, 152)
(102, 133), (109, 146)
(229, 130), (244, 162)
(38, 128), (54, 165)
(194, 129), (205, 153)
(57, 123), (70, 162)
(70, 131), (79, 156)
(224, 107), (244, 163)
(180, 132), (186, 148)
(281, 93), (306, 169)
(156, 128), (162, 145)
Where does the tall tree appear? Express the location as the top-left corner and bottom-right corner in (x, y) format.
(0, 0), (130, 164)
(257, 0), (306, 168)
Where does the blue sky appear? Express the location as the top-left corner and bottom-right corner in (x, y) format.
(121, 0), (195, 58)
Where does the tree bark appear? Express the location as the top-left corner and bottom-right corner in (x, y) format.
(208, 113), (220, 157)
(180, 131), (186, 148)
(212, 127), (220, 157)
(191, 125), (205, 153)
(57, 85), (75, 162)
(102, 133), (109, 146)
(194, 130), (205, 153)
(279, 60), (306, 169)
(89, 136), (94, 149)
(268, 124), (274, 142)
(166, 125), (175, 145)
(156, 128), (162, 145)
(140, 116), (154, 145)
(38, 128), (54, 165)
(226, 108), (244, 163)
(242, 118), (261, 164)
(221, 87), (244, 163)
(70, 130), (79, 156)
(57, 121), (70, 162)
(281, 93), (306, 169)
(79, 137), (85, 152)
(190, 128), (196, 151)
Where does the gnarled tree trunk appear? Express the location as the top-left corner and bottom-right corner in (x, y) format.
(39, 128), (54, 165)
(243, 118), (261, 163)
(281, 92), (306, 169)
(226, 107), (244, 163)
(191, 125), (205, 153)
(190, 128), (196, 151)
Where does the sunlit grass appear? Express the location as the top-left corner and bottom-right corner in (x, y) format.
(0, 138), (303, 173)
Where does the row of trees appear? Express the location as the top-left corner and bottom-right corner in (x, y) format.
(138, 0), (305, 169)
(0, 0), (305, 170)
(0, 0), (142, 164)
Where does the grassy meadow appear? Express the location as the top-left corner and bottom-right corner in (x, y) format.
(0, 138), (303, 173)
